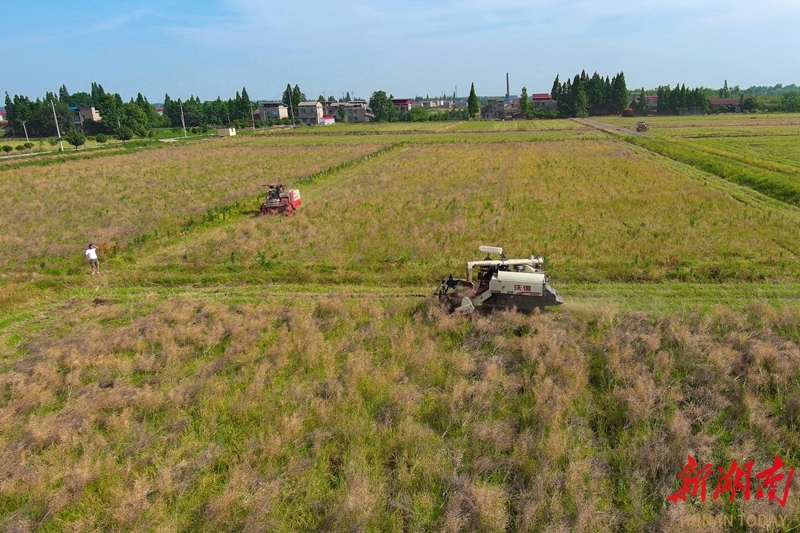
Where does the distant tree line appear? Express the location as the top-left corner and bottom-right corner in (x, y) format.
(4, 82), (168, 140)
(162, 87), (257, 130)
(4, 91), (72, 138)
(654, 84), (710, 114)
(550, 71), (628, 117)
(3, 82), (307, 140)
(748, 84), (800, 95)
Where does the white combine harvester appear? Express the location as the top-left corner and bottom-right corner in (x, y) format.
(435, 246), (563, 313)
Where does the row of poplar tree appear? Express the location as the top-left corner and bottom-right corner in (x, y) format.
(4, 83), (166, 139)
(547, 71), (629, 117)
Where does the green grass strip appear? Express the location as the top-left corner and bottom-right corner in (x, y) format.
(626, 135), (800, 206)
(295, 143), (404, 185)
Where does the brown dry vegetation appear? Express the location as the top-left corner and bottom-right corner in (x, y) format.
(0, 138), (387, 269)
(1, 297), (799, 531)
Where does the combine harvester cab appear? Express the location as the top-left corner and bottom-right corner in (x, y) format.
(260, 184), (302, 216)
(435, 246), (563, 314)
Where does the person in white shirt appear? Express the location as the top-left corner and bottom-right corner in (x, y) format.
(85, 244), (100, 274)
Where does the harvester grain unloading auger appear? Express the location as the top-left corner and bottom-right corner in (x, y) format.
(435, 246), (563, 313)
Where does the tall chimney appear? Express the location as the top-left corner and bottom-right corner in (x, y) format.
(506, 73), (510, 101)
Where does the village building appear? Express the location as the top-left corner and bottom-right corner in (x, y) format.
(531, 93), (557, 111)
(259, 102), (289, 120)
(71, 106), (101, 131)
(297, 101), (324, 125)
(707, 97), (743, 113)
(342, 102), (372, 123)
(392, 99), (412, 115)
(480, 98), (506, 119)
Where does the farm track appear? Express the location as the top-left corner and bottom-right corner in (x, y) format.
(10, 274), (800, 315)
(571, 117), (647, 136)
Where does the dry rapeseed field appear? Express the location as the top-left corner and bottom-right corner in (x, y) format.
(2, 118), (800, 531)
(136, 139), (800, 285)
(0, 137), (388, 270)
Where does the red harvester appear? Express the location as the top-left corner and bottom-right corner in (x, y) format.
(260, 184), (302, 216)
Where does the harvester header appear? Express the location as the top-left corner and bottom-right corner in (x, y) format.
(435, 246), (563, 313)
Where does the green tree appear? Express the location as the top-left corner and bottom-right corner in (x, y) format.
(571, 75), (588, 117)
(239, 86), (252, 120)
(179, 97), (204, 127)
(519, 86), (531, 118)
(558, 78), (572, 117)
(67, 91), (93, 107)
(282, 84), (303, 122)
(636, 88), (648, 114)
(134, 92), (161, 127)
(467, 83), (480, 119)
(97, 93), (123, 130)
(742, 96), (764, 112)
(719, 80), (731, 98)
(292, 85), (304, 111)
(29, 98), (71, 137)
(586, 72), (605, 110)
(369, 90), (397, 122)
(409, 106), (429, 122)
(58, 84), (70, 102)
(15, 145), (25, 154)
(121, 101), (150, 134)
(780, 93), (800, 112)
(91, 82), (106, 106)
(115, 126), (133, 145)
(64, 131), (86, 150)
(550, 75), (561, 104)
(610, 72), (628, 114)
(2, 145), (12, 155)
(95, 133), (107, 144)
(23, 142), (34, 153)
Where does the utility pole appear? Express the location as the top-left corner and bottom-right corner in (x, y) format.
(50, 99), (63, 152)
(249, 100), (255, 131)
(21, 120), (29, 142)
(179, 99), (187, 138)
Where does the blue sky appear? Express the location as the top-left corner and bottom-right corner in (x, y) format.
(6, 0), (800, 102)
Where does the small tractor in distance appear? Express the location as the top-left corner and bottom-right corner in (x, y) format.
(435, 246), (563, 314)
(260, 184), (302, 216)
(636, 121), (648, 133)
